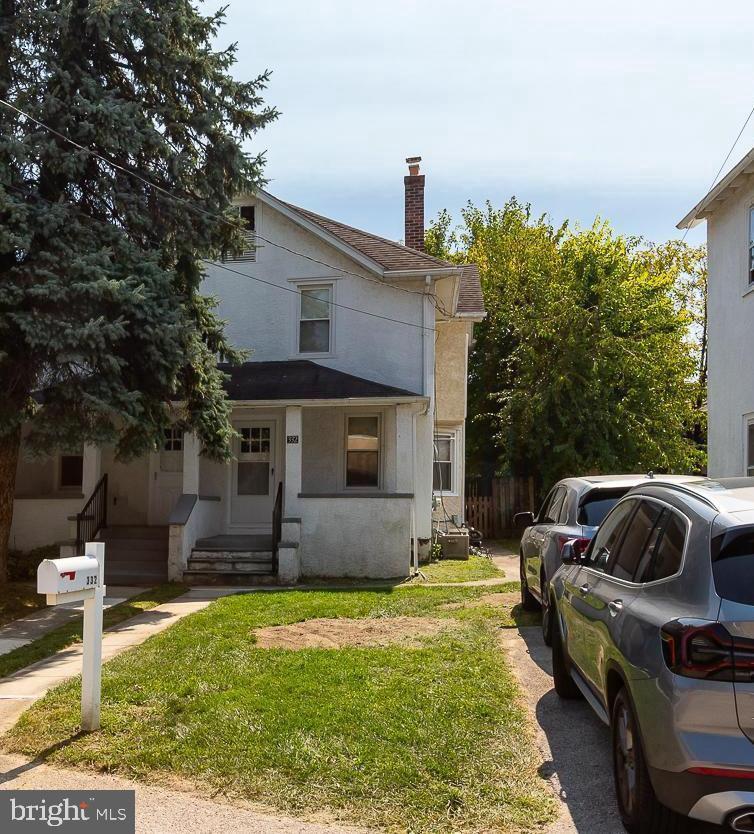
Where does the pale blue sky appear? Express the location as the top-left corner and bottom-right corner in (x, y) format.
(204, 0), (754, 247)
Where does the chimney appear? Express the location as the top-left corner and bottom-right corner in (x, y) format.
(404, 156), (425, 251)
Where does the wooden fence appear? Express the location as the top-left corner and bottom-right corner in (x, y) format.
(465, 476), (537, 539)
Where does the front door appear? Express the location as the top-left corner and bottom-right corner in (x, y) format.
(148, 428), (183, 525)
(231, 422), (276, 528)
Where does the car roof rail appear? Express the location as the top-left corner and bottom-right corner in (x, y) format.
(633, 480), (719, 511)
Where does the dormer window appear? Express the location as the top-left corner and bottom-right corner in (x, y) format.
(223, 204), (256, 262)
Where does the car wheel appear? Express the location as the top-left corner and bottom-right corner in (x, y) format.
(611, 688), (683, 834)
(552, 604), (581, 699)
(520, 554), (540, 611)
(541, 572), (553, 646)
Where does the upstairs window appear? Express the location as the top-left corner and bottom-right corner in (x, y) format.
(299, 285), (332, 353)
(750, 206), (754, 285)
(223, 204), (256, 263)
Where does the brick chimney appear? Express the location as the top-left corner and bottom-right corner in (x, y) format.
(404, 156), (425, 251)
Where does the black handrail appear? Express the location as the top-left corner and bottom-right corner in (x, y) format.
(271, 481), (283, 574)
(75, 473), (108, 554)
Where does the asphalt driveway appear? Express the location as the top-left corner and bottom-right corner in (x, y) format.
(500, 623), (724, 834)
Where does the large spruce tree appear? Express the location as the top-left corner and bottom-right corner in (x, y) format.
(0, 1), (277, 579)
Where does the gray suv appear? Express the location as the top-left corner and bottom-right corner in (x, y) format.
(550, 478), (754, 833)
(517, 475), (690, 645)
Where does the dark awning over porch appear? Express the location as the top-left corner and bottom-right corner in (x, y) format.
(219, 360), (420, 401)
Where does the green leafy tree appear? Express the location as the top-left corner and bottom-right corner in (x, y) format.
(0, 1), (277, 579)
(427, 200), (706, 494)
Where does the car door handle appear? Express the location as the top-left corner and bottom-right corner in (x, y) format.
(608, 600), (624, 617)
(579, 584), (590, 595)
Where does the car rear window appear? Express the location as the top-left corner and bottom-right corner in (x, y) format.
(712, 528), (754, 606)
(578, 488), (630, 526)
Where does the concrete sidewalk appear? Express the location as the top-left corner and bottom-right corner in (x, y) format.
(0, 587), (144, 657)
(0, 588), (234, 734)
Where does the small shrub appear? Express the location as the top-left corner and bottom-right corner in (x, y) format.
(8, 545), (59, 581)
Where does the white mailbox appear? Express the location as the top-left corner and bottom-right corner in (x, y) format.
(37, 555), (102, 604)
(37, 542), (106, 732)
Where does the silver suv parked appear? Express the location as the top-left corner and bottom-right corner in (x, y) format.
(550, 478), (754, 834)
(517, 475), (689, 645)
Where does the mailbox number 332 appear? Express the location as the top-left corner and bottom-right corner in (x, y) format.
(86, 575), (98, 586)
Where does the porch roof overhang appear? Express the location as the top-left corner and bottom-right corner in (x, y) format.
(219, 360), (427, 405)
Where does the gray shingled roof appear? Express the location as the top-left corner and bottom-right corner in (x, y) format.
(457, 265), (484, 314)
(219, 360), (421, 400)
(279, 200), (485, 316)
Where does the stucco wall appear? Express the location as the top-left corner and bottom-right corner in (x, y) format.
(102, 447), (150, 525)
(10, 497), (81, 550)
(298, 496), (411, 578)
(706, 185), (754, 476)
(300, 406), (397, 493)
(202, 201), (427, 395)
(435, 319), (470, 423)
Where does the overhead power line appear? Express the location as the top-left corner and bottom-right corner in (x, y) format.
(2, 181), (436, 333)
(0, 96), (455, 317)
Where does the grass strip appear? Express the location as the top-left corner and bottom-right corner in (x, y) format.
(0, 583), (187, 679)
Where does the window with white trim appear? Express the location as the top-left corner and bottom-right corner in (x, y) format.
(299, 285), (332, 354)
(223, 205), (256, 263)
(346, 415), (380, 488)
(750, 207), (754, 286)
(747, 418), (754, 476)
(433, 432), (456, 494)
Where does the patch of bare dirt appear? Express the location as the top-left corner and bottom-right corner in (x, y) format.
(440, 591), (519, 610)
(253, 616), (458, 649)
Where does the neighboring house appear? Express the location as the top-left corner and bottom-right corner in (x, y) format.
(10, 158), (485, 583)
(679, 146), (754, 478)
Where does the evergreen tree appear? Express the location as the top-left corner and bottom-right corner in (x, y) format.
(0, 1), (277, 579)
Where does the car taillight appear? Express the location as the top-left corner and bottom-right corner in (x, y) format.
(557, 535), (590, 556)
(660, 620), (754, 682)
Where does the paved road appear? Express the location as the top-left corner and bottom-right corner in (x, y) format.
(499, 624), (724, 834)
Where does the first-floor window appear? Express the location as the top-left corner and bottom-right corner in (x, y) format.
(748, 419), (754, 476)
(749, 206), (754, 285)
(346, 415), (379, 487)
(433, 432), (455, 493)
(59, 454), (83, 489)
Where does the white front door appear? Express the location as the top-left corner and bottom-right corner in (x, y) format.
(231, 422), (276, 528)
(148, 428), (183, 525)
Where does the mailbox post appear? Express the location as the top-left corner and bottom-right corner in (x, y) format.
(37, 542), (105, 731)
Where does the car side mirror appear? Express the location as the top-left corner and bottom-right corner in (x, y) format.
(561, 541), (578, 564)
(514, 511), (535, 528)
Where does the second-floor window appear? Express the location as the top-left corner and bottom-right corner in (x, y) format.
(299, 285), (332, 353)
(223, 204), (256, 263)
(749, 206), (754, 285)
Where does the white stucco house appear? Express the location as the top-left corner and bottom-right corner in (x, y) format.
(10, 158), (485, 583)
(679, 146), (754, 478)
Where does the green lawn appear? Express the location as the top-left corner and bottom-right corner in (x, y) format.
(0, 583), (187, 679)
(416, 554), (504, 583)
(3, 584), (556, 834)
(0, 582), (47, 627)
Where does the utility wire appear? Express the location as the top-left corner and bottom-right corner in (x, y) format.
(683, 102), (754, 240)
(0, 96), (455, 317)
(1, 181), (437, 334)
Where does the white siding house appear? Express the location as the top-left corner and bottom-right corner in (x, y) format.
(679, 146), (754, 477)
(11, 159), (485, 583)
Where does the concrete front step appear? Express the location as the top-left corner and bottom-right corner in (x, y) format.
(182, 571), (278, 586)
(187, 559), (273, 574)
(100, 525), (169, 540)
